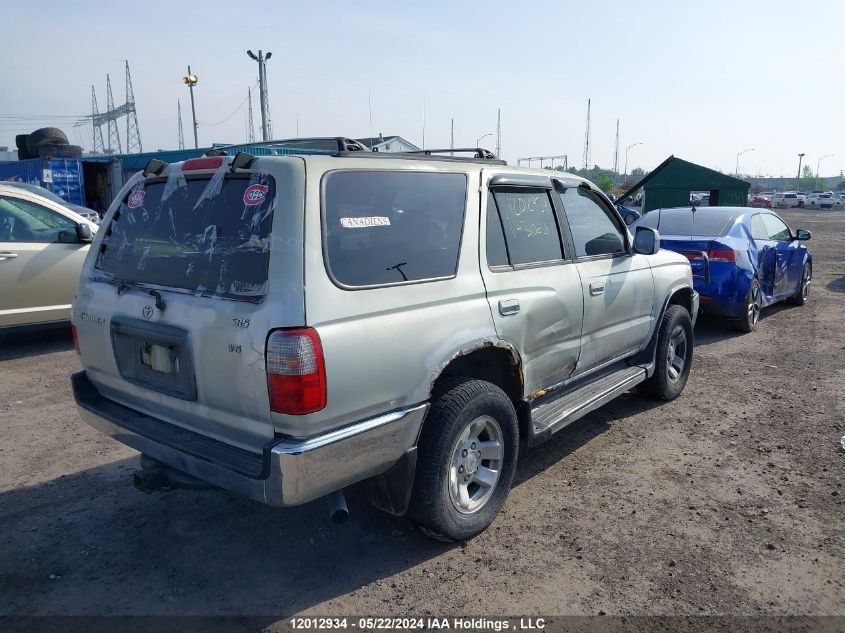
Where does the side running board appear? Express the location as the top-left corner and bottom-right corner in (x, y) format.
(528, 365), (646, 446)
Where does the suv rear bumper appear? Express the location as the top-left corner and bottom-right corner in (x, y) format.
(72, 371), (428, 506)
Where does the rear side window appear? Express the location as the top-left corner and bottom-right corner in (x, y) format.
(95, 172), (275, 302)
(490, 188), (563, 265)
(323, 171), (467, 287)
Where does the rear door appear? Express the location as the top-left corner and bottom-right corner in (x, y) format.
(555, 181), (654, 374)
(0, 192), (89, 327)
(750, 213), (777, 299)
(74, 159), (305, 452)
(479, 175), (583, 396)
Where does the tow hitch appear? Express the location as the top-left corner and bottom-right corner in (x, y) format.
(133, 454), (218, 492)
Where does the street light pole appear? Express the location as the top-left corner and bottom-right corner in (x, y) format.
(735, 148), (755, 176)
(796, 153), (805, 190)
(817, 154), (834, 185)
(247, 49), (272, 141)
(476, 132), (492, 148)
(624, 142), (643, 179)
(181, 66), (199, 149)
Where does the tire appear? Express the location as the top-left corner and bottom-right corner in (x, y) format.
(408, 377), (519, 541)
(25, 127), (69, 157)
(787, 262), (811, 306)
(37, 143), (82, 159)
(734, 278), (762, 333)
(637, 304), (693, 400)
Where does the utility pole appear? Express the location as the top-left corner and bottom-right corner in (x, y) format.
(182, 66), (199, 149)
(450, 118), (454, 156)
(613, 119), (620, 175)
(247, 50), (272, 141)
(582, 98), (591, 171)
(177, 99), (185, 150)
(796, 153), (805, 190)
(247, 89), (255, 143)
(496, 108), (501, 158)
(625, 142), (643, 180)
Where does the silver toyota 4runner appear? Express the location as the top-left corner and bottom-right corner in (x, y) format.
(71, 139), (698, 540)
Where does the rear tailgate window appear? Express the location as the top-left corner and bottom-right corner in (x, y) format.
(95, 172), (275, 302)
(656, 209), (736, 236)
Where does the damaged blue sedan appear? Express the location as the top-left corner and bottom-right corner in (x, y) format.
(633, 206), (812, 332)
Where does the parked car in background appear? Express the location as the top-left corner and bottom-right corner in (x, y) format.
(773, 192), (800, 208)
(632, 207), (812, 332)
(750, 194), (773, 208)
(835, 192), (845, 206)
(72, 146), (698, 541)
(0, 183), (98, 330)
(805, 192), (834, 208)
(3, 181), (100, 224)
(796, 192), (807, 207)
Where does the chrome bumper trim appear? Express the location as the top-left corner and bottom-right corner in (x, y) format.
(73, 371), (428, 506)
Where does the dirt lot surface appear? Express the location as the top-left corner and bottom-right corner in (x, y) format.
(1, 209), (843, 622)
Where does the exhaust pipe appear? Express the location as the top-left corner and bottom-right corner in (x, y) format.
(327, 490), (349, 524)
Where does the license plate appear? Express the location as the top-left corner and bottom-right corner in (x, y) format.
(140, 343), (179, 374)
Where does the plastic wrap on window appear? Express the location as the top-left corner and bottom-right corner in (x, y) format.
(193, 164), (227, 210)
(160, 169), (187, 202)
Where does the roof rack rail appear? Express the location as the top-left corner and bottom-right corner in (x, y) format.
(405, 147), (500, 160)
(204, 137), (369, 157)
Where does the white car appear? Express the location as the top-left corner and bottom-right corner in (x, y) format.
(805, 192), (835, 209)
(0, 183), (99, 330)
(835, 192), (845, 206)
(773, 192), (800, 208)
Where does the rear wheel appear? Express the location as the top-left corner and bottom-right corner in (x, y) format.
(734, 278), (762, 332)
(408, 378), (519, 541)
(787, 262), (811, 306)
(637, 304), (693, 400)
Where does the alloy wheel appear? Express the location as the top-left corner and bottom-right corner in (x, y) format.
(448, 415), (504, 514)
(666, 325), (688, 383)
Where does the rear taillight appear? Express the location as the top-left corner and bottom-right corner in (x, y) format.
(266, 328), (326, 415)
(706, 249), (737, 263)
(71, 324), (80, 354)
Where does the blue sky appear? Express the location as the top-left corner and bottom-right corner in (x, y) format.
(1, 0), (842, 176)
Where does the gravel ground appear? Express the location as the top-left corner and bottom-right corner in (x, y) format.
(0, 208), (842, 621)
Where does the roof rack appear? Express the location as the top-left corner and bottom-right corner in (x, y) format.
(204, 137), (369, 157)
(406, 148), (500, 160)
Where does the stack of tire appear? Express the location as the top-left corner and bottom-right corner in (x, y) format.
(15, 128), (82, 160)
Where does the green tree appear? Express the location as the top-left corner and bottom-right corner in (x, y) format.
(598, 172), (614, 193)
(799, 165), (817, 192)
(837, 180), (845, 191)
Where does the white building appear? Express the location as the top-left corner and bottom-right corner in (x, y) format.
(356, 134), (420, 153)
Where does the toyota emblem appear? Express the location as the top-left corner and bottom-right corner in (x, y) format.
(142, 305), (154, 319)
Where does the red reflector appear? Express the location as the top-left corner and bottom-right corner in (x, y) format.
(266, 328), (326, 415)
(699, 295), (714, 301)
(706, 249), (737, 263)
(182, 157), (224, 171)
(71, 324), (80, 354)
(682, 251), (704, 261)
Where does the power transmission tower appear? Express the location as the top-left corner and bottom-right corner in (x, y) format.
(90, 86), (105, 153)
(177, 99), (185, 150)
(124, 61), (142, 154)
(247, 88), (255, 143)
(581, 98), (591, 171)
(613, 118), (620, 175)
(496, 108), (501, 158)
(105, 75), (122, 154)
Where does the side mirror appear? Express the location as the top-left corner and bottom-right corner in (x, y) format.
(76, 222), (93, 243)
(633, 226), (660, 255)
(794, 228), (811, 241)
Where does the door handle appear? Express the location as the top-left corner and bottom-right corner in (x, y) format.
(589, 281), (605, 296)
(0, 252), (18, 261)
(498, 299), (520, 316)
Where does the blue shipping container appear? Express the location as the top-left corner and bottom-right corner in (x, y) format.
(0, 158), (85, 205)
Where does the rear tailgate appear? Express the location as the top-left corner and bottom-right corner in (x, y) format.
(73, 157), (305, 452)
